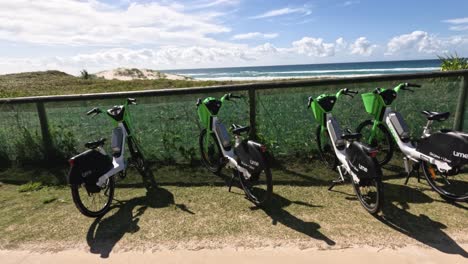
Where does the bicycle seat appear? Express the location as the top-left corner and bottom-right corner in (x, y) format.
(85, 138), (106, 149)
(421, 111), (450, 121)
(231, 124), (250, 135)
(341, 132), (362, 141)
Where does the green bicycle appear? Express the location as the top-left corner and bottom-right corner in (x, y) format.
(308, 88), (383, 215)
(356, 83), (468, 202)
(196, 93), (272, 206)
(68, 98), (156, 217)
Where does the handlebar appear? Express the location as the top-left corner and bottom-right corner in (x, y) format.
(86, 107), (103, 117)
(404, 83), (421, 88)
(226, 93), (243, 100)
(338, 88), (358, 98)
(343, 88), (358, 97)
(127, 98), (137, 105)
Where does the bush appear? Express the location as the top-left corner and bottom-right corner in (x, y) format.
(17, 181), (43, 192)
(438, 53), (468, 71)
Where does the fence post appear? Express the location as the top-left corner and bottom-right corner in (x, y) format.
(248, 88), (257, 139)
(36, 102), (53, 159)
(453, 74), (468, 131)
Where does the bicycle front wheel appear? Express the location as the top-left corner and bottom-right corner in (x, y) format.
(356, 120), (394, 166)
(316, 125), (338, 170)
(237, 166), (273, 207)
(128, 137), (157, 190)
(199, 129), (223, 173)
(351, 176), (383, 215)
(421, 161), (468, 202)
(71, 176), (115, 218)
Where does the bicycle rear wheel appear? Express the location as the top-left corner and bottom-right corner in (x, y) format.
(351, 176), (383, 215)
(237, 166), (273, 207)
(421, 161), (468, 202)
(71, 176), (115, 218)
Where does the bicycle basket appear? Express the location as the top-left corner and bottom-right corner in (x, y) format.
(361, 92), (381, 116)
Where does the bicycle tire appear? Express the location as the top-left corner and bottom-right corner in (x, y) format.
(356, 120), (394, 166)
(421, 161), (468, 202)
(128, 137), (157, 189)
(351, 176), (383, 215)
(71, 176), (115, 218)
(237, 165), (273, 207)
(316, 125), (338, 170)
(199, 129), (223, 174)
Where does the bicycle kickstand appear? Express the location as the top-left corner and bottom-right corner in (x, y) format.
(228, 171), (236, 192)
(404, 161), (421, 185)
(329, 165), (346, 191)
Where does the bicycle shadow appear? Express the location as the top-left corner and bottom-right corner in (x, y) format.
(376, 182), (468, 257)
(86, 186), (194, 258)
(255, 191), (336, 246)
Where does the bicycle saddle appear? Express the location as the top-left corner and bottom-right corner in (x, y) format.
(421, 111), (450, 121)
(341, 132), (362, 141)
(231, 124), (250, 135)
(85, 138), (106, 149)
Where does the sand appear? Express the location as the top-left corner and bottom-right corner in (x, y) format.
(1, 244), (467, 264)
(94, 68), (191, 81)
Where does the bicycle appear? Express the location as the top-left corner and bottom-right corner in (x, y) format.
(356, 83), (468, 202)
(308, 88), (383, 214)
(196, 93), (272, 206)
(68, 98), (156, 217)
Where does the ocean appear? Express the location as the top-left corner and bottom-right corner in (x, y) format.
(162, 59), (441, 81)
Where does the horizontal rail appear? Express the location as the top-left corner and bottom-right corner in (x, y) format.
(1, 69), (468, 104)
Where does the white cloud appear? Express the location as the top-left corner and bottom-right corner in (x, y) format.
(0, 0), (230, 46)
(443, 17), (468, 31)
(443, 17), (468, 24)
(386, 31), (441, 55)
(232, 32), (279, 40)
(250, 7), (311, 19)
(349, 37), (376, 56)
(189, 0), (240, 9)
(342, 1), (360, 7)
(335, 37), (347, 50)
(291, 37), (335, 57)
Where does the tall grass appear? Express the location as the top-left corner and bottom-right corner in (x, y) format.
(438, 53), (468, 71)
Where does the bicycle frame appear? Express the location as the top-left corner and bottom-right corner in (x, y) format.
(197, 95), (252, 178)
(95, 100), (136, 187)
(365, 85), (453, 172)
(312, 89), (362, 184)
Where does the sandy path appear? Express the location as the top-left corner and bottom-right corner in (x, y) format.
(1, 245), (467, 264)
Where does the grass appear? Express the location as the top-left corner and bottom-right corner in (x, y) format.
(0, 160), (466, 256)
(0, 70), (240, 98)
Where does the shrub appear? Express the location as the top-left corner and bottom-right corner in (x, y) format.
(438, 53), (468, 71)
(17, 181), (43, 192)
(80, 69), (90, 79)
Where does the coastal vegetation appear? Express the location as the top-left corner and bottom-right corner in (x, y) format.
(438, 53), (468, 71)
(0, 70), (237, 98)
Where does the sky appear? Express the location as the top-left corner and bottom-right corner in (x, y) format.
(1, 0), (468, 74)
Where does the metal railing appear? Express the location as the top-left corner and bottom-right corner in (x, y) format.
(0, 69), (467, 162)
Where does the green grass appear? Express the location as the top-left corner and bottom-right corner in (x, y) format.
(0, 163), (466, 254)
(0, 70), (240, 98)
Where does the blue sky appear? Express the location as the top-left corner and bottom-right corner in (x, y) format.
(1, 0), (467, 74)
